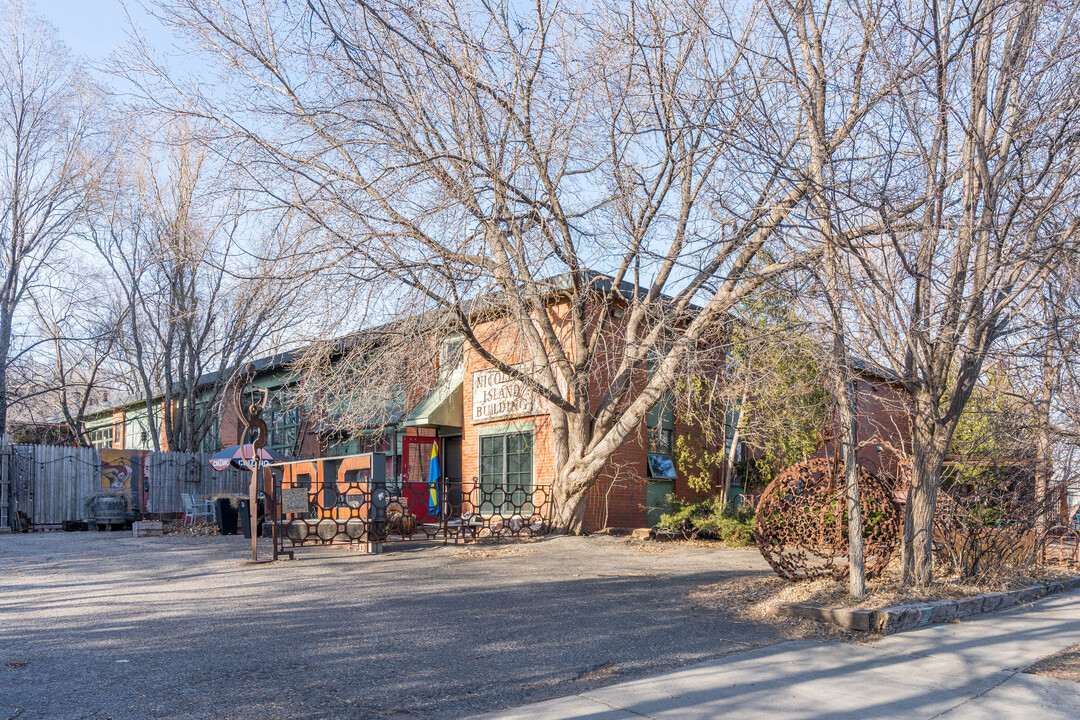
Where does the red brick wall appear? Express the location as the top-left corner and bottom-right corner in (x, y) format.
(583, 423), (649, 530)
(111, 410), (125, 449)
(218, 393), (244, 448)
(459, 307), (557, 517)
(813, 374), (912, 482)
(455, 297), (726, 531)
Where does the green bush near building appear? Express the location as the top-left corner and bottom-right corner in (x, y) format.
(655, 495), (755, 545)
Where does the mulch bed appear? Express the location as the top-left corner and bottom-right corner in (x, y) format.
(163, 521), (220, 537)
(689, 574), (862, 641)
(689, 561), (1078, 638)
(1025, 644), (1080, 682)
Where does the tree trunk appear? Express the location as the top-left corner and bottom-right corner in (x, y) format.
(837, 376), (864, 598)
(551, 457), (596, 534)
(1034, 353), (1054, 555)
(551, 479), (589, 534)
(820, 176), (864, 596)
(0, 301), (12, 436)
(903, 414), (945, 587)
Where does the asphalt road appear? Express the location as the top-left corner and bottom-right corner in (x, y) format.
(0, 532), (780, 719)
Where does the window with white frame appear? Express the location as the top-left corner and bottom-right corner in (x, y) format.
(90, 426), (114, 449)
(479, 431), (533, 515)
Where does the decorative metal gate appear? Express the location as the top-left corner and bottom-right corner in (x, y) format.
(271, 452), (553, 558)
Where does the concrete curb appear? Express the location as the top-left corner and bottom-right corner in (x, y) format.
(776, 575), (1080, 635)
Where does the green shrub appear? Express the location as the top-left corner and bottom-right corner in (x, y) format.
(655, 495), (755, 545)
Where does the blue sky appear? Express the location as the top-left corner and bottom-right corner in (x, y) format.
(32, 0), (169, 62)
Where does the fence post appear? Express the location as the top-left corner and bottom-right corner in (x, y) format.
(0, 435), (10, 532)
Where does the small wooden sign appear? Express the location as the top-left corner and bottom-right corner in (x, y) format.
(281, 488), (309, 514)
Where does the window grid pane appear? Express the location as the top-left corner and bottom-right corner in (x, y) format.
(479, 431), (533, 514)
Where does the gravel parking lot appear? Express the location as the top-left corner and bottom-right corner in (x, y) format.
(1, 532), (779, 719)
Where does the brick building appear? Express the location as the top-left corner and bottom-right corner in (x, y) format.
(84, 280), (915, 532)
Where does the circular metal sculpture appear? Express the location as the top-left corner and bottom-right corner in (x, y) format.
(754, 458), (901, 581)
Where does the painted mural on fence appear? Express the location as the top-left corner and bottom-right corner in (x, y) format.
(100, 449), (150, 510)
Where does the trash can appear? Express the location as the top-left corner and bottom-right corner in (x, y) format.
(215, 498), (239, 535)
(239, 498), (265, 539)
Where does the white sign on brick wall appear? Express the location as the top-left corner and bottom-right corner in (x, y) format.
(471, 366), (539, 424)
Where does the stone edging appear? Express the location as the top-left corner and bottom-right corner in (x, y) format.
(776, 575), (1080, 635)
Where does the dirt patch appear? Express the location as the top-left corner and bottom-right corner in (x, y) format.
(689, 574), (861, 641)
(575, 662), (622, 682)
(624, 538), (754, 553)
(625, 541), (669, 554)
(689, 562), (1077, 638)
(1025, 644), (1080, 682)
(448, 544), (537, 559)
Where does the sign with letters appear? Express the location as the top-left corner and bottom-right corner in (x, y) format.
(471, 365), (540, 423)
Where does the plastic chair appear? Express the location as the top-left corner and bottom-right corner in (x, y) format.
(180, 493), (213, 526)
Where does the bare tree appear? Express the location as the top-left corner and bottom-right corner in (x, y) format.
(773, 0), (901, 598)
(997, 258), (1080, 540)
(28, 275), (126, 445)
(835, 0), (1080, 586)
(0, 1), (99, 434)
(118, 0), (929, 531)
(89, 121), (303, 452)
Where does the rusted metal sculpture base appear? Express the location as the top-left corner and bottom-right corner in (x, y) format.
(755, 458), (901, 581)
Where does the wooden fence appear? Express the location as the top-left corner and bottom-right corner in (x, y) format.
(144, 451), (248, 515)
(6, 441), (247, 527)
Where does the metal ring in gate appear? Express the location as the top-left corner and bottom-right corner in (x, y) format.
(287, 519), (309, 542)
(317, 519), (338, 541)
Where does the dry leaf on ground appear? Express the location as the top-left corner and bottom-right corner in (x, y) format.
(449, 545), (537, 559)
(689, 561), (1077, 640)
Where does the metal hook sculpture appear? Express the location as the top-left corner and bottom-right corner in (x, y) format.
(234, 362), (268, 561)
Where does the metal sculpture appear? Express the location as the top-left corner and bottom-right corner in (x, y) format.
(234, 362), (269, 561)
(1044, 525), (1080, 568)
(754, 457), (901, 581)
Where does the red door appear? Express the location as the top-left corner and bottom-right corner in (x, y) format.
(401, 435), (438, 523)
